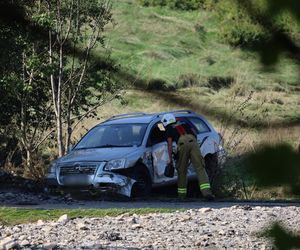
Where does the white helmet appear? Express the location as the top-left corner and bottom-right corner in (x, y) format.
(161, 113), (176, 127)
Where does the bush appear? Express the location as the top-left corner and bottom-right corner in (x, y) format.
(147, 78), (167, 90)
(215, 0), (300, 47)
(139, 0), (216, 10)
(170, 0), (202, 10)
(215, 0), (266, 47)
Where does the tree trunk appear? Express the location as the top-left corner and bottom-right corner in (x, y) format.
(26, 148), (32, 171)
(56, 43), (64, 157)
(66, 126), (72, 153)
(65, 100), (72, 153)
(48, 5), (65, 157)
(56, 114), (64, 157)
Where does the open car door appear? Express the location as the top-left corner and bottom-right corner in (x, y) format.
(151, 141), (178, 184)
(147, 122), (177, 184)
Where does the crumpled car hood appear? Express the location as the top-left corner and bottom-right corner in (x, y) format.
(57, 147), (139, 164)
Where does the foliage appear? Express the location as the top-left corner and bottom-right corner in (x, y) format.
(215, 0), (300, 47)
(261, 222), (300, 250)
(215, 0), (266, 46)
(138, 0), (210, 10)
(0, 0), (119, 173)
(246, 144), (300, 194)
(0, 0), (53, 171)
(138, 0), (300, 51)
(39, 0), (117, 156)
(236, 0), (300, 247)
(140, 0), (300, 48)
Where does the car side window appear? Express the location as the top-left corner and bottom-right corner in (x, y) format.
(147, 123), (166, 146)
(187, 117), (210, 134)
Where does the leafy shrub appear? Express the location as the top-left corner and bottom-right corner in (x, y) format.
(215, 0), (266, 47)
(169, 0), (202, 10)
(139, 0), (215, 10)
(147, 78), (167, 90)
(215, 0), (300, 47)
(139, 0), (167, 7)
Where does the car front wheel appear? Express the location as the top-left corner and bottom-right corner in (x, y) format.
(130, 164), (152, 198)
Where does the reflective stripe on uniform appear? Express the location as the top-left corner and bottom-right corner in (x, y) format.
(175, 125), (186, 135)
(178, 188), (187, 194)
(200, 183), (211, 190)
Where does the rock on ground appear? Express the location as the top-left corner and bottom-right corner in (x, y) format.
(1, 205), (300, 249)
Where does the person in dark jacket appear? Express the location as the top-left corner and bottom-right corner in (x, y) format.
(161, 113), (214, 200)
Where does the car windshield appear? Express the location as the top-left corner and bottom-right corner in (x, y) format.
(74, 123), (148, 150)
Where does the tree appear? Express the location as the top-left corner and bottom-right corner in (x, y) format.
(0, 0), (120, 173)
(41, 0), (117, 156)
(0, 0), (53, 174)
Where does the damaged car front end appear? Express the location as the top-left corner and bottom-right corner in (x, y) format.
(46, 122), (149, 197)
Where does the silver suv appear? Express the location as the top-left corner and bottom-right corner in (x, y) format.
(46, 110), (226, 197)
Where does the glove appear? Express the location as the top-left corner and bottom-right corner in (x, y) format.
(164, 162), (174, 178)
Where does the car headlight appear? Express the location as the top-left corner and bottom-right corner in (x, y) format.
(104, 159), (126, 171)
(48, 162), (57, 174)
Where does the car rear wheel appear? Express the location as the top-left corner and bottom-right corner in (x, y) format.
(130, 165), (152, 197)
(205, 153), (221, 193)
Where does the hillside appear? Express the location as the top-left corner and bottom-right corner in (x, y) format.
(90, 0), (300, 149)
(104, 1), (299, 88)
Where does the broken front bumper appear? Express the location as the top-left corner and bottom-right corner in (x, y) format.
(46, 164), (136, 197)
(93, 172), (136, 197)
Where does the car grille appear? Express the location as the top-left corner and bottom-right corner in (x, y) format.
(59, 164), (97, 176)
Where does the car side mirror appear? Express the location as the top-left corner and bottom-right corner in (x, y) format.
(67, 144), (74, 153)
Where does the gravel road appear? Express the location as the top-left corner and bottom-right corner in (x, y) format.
(1, 189), (299, 209)
(1, 205), (300, 249)
(1, 189), (300, 249)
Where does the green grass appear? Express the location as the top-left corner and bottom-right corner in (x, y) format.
(0, 207), (181, 226)
(101, 0), (300, 90)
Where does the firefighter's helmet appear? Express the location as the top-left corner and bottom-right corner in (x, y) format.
(161, 113), (176, 127)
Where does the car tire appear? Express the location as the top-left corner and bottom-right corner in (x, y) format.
(130, 164), (152, 198)
(44, 185), (58, 195)
(204, 153), (221, 192)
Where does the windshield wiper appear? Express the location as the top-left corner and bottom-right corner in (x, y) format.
(96, 144), (133, 148)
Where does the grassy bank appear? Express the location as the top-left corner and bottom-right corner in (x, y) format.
(0, 207), (180, 226)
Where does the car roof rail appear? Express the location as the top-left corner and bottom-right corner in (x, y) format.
(107, 112), (149, 121)
(154, 110), (195, 117)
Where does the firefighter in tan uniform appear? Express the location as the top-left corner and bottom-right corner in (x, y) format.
(161, 113), (214, 200)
